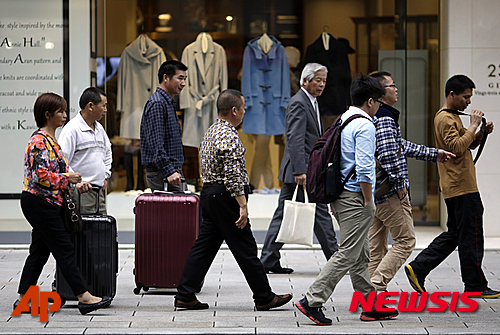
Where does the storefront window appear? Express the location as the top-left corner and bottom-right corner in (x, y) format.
(97, 0), (439, 224)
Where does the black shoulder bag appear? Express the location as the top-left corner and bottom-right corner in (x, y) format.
(442, 109), (488, 164)
(34, 132), (83, 234)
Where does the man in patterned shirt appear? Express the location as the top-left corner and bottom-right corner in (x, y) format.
(368, 72), (454, 292)
(140, 60), (188, 192)
(174, 89), (293, 311)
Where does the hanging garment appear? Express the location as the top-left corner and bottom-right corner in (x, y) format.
(117, 34), (167, 139)
(241, 35), (290, 135)
(305, 33), (352, 116)
(180, 33), (228, 148)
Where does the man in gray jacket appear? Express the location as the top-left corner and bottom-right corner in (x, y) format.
(260, 63), (338, 274)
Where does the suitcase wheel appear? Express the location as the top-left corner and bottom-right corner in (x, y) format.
(133, 282), (149, 295)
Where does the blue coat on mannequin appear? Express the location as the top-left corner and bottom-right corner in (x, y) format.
(241, 35), (290, 135)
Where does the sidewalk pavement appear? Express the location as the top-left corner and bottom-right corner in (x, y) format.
(1, 245), (500, 335)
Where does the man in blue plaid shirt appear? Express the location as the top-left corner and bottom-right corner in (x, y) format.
(140, 60), (188, 192)
(368, 72), (454, 292)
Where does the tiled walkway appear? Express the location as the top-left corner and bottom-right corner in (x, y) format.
(1, 247), (500, 334)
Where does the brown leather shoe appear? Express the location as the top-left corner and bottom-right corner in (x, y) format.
(255, 293), (293, 311)
(174, 298), (209, 310)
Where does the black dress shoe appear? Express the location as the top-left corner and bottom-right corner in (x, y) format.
(14, 297), (65, 313)
(265, 266), (294, 274)
(77, 296), (112, 315)
(48, 297), (66, 307)
(13, 299), (39, 314)
(174, 298), (209, 310)
(13, 299), (23, 312)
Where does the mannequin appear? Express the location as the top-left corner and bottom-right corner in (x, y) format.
(305, 26), (352, 130)
(322, 32), (330, 51)
(257, 33), (273, 54)
(200, 32), (209, 53)
(249, 32), (276, 189)
(321, 24), (330, 51)
(117, 34), (166, 191)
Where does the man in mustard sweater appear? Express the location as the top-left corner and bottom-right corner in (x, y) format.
(405, 74), (498, 298)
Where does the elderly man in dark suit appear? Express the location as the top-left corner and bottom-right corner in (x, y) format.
(260, 63), (339, 274)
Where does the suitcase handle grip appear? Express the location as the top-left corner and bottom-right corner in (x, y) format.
(163, 177), (188, 192)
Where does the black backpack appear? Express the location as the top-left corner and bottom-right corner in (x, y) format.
(306, 113), (369, 204)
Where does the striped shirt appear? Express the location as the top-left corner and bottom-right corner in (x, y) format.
(200, 119), (249, 197)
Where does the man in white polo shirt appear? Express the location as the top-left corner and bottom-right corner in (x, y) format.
(59, 87), (112, 213)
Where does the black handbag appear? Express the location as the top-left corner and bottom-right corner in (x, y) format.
(375, 158), (391, 199)
(35, 131), (83, 234)
(375, 146), (401, 199)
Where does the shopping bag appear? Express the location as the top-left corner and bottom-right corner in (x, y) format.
(276, 185), (316, 247)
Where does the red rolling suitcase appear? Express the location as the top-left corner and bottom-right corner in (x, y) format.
(133, 191), (200, 294)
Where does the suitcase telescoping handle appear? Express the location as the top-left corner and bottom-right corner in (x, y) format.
(156, 178), (191, 195)
(78, 185), (102, 215)
(163, 177), (188, 192)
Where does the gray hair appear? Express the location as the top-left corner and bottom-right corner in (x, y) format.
(300, 63), (328, 86)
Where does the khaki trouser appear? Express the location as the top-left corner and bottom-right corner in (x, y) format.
(368, 193), (415, 291)
(305, 190), (376, 307)
(70, 187), (106, 214)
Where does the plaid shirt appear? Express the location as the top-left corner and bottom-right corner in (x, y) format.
(375, 104), (438, 204)
(140, 87), (184, 178)
(200, 119), (249, 197)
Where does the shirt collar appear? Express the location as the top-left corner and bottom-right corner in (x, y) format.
(217, 118), (238, 134)
(157, 86), (175, 104)
(76, 112), (96, 132)
(301, 87), (317, 107)
(347, 106), (375, 122)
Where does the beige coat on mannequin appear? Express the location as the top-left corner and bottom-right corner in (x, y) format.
(180, 33), (228, 148)
(117, 34), (167, 139)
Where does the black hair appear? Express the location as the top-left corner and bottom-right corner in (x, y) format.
(445, 74), (475, 97)
(33, 93), (68, 128)
(158, 60), (188, 84)
(370, 71), (392, 86)
(79, 87), (106, 109)
(217, 89), (243, 117)
(350, 75), (385, 107)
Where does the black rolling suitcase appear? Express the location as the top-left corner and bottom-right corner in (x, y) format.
(55, 187), (118, 300)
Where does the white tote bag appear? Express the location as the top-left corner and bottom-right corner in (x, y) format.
(276, 185), (316, 247)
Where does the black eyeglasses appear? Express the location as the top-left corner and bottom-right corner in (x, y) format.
(373, 98), (384, 105)
(385, 84), (397, 88)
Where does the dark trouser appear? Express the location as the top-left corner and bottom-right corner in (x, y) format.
(409, 192), (487, 291)
(18, 192), (87, 296)
(175, 184), (275, 305)
(145, 166), (183, 192)
(260, 183), (339, 269)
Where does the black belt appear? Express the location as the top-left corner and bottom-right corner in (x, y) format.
(203, 183), (250, 194)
